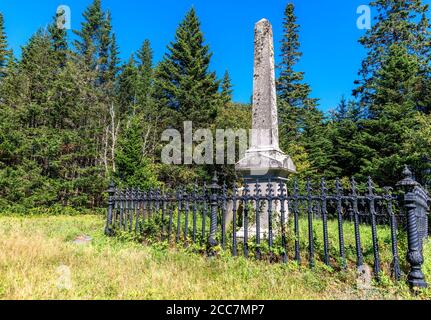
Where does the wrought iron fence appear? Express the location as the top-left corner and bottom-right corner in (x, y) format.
(105, 166), (430, 289)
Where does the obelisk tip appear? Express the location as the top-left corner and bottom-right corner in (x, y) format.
(255, 19), (272, 33)
(257, 18), (269, 24)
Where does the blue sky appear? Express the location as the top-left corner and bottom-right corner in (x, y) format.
(1, 0), (429, 112)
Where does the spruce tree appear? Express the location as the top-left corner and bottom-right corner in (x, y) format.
(48, 11), (68, 68)
(134, 40), (164, 164)
(155, 8), (219, 129)
(328, 98), (363, 178)
(20, 30), (57, 128)
(116, 116), (142, 181)
(106, 32), (120, 85)
(99, 10), (113, 85)
(408, 112), (431, 185)
(277, 3), (330, 177)
(357, 44), (421, 185)
(73, 0), (104, 70)
(277, 4), (310, 105)
(354, 0), (431, 109)
(300, 107), (339, 178)
(277, 3), (319, 142)
(136, 39), (154, 106)
(331, 96), (348, 122)
(0, 48), (17, 106)
(220, 70), (233, 108)
(115, 115), (159, 189)
(74, 0), (119, 86)
(118, 56), (139, 115)
(0, 12), (9, 78)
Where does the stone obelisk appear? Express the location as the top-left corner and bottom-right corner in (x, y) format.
(236, 19), (296, 180)
(235, 19), (296, 238)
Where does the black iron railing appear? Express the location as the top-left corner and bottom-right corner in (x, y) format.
(105, 166), (429, 289)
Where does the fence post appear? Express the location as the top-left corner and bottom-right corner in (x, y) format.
(397, 166), (428, 289)
(208, 172), (220, 254)
(105, 180), (115, 236)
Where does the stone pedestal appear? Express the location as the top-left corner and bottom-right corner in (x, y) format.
(235, 179), (290, 240)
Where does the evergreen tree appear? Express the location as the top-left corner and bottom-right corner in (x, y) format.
(328, 98), (363, 178)
(277, 3), (319, 140)
(0, 49), (17, 107)
(331, 96), (348, 122)
(115, 115), (159, 189)
(107, 32), (120, 83)
(48, 11), (68, 68)
(277, 3), (303, 151)
(74, 0), (103, 68)
(116, 116), (142, 181)
(0, 12), (9, 78)
(300, 107), (338, 178)
(136, 39), (154, 106)
(73, 2), (118, 90)
(20, 30), (56, 128)
(99, 9), (113, 85)
(73, 0), (116, 85)
(155, 8), (219, 129)
(407, 112), (431, 185)
(277, 3), (330, 177)
(134, 40), (164, 165)
(354, 0), (431, 110)
(357, 44), (422, 185)
(277, 3), (314, 106)
(341, 0), (431, 184)
(117, 56), (139, 115)
(220, 70), (233, 107)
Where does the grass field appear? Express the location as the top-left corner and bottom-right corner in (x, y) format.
(0, 214), (430, 300)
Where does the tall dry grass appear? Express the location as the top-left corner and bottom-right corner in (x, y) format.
(0, 215), (427, 300)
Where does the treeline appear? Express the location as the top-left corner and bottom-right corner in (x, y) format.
(0, 0), (430, 210)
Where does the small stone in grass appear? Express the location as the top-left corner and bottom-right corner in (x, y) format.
(73, 235), (92, 245)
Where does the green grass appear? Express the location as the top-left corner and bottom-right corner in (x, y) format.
(116, 208), (408, 275)
(0, 214), (430, 300)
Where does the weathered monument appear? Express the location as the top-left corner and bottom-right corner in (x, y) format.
(236, 19), (296, 177)
(235, 18), (296, 237)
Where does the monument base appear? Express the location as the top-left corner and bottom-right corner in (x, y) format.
(235, 148), (295, 244)
(235, 148), (296, 177)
